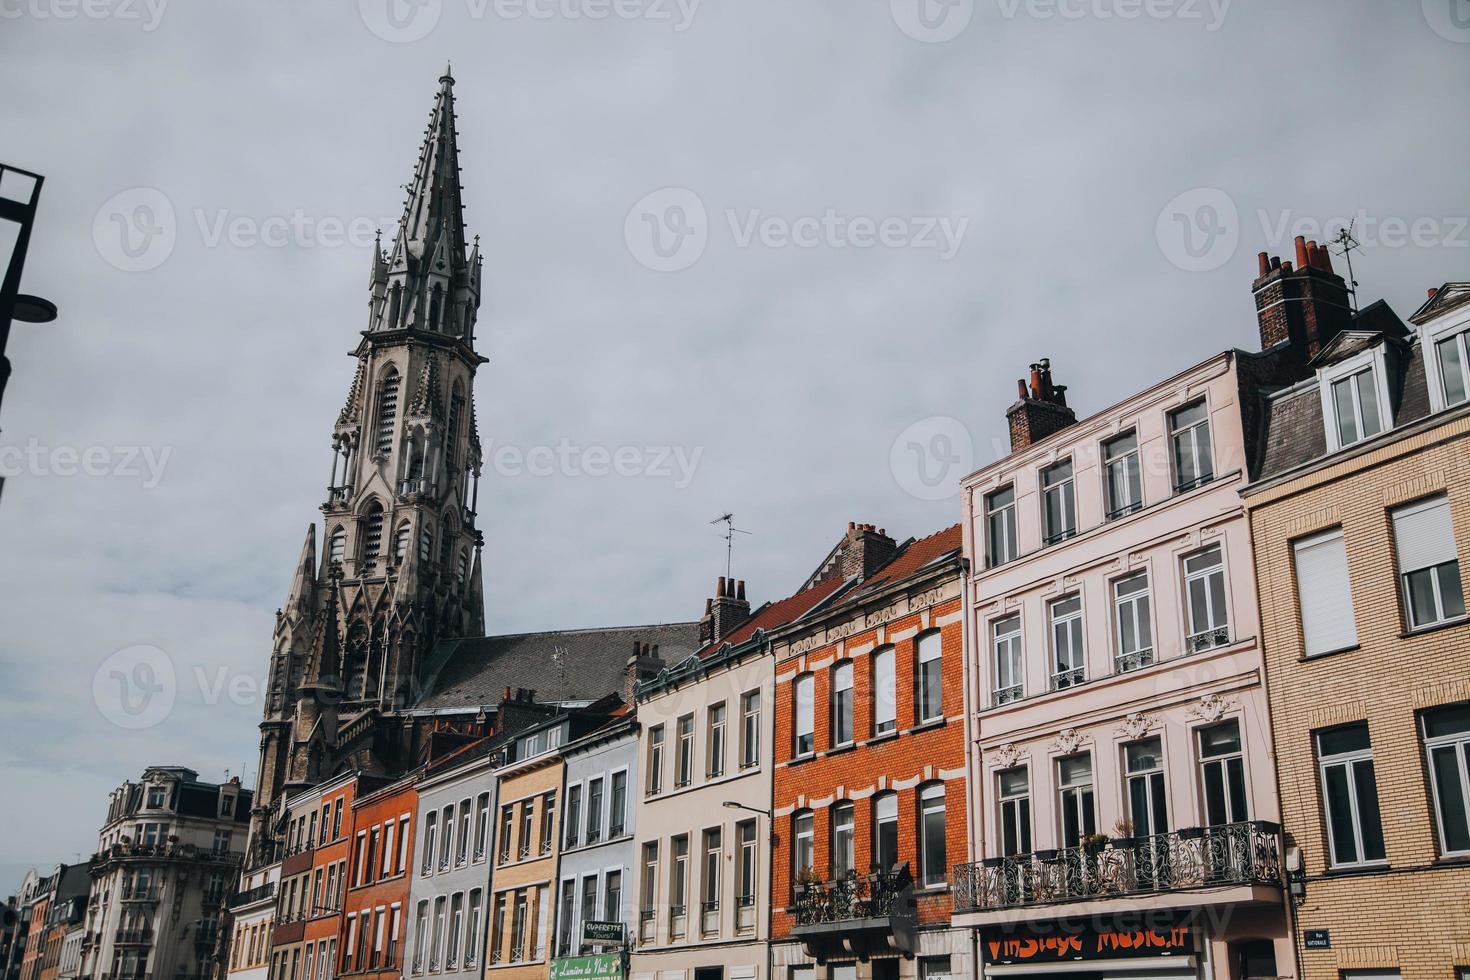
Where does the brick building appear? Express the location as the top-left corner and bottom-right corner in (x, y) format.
(768, 523), (970, 980)
(1243, 280), (1470, 980)
(339, 776), (417, 980)
(270, 774), (357, 980)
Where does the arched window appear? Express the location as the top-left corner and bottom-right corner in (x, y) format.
(328, 527), (346, 565)
(457, 548), (471, 587)
(429, 286), (442, 331)
(445, 384), (465, 487)
(439, 520), (456, 570)
(917, 783), (947, 888)
(361, 502), (384, 563)
(374, 369), (400, 456)
(831, 801), (855, 877)
(387, 283), (402, 329)
(419, 522), (433, 562)
(393, 521), (412, 563)
(791, 810), (814, 884)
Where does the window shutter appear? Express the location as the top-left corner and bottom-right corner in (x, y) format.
(874, 647), (896, 728)
(1393, 496), (1458, 572)
(1293, 529), (1357, 656)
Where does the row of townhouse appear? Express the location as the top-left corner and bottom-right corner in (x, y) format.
(212, 250), (1470, 980)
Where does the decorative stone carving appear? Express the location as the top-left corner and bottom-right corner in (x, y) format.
(990, 744), (1024, 769)
(1050, 729), (1090, 755)
(1115, 712), (1156, 740)
(1188, 693), (1237, 723)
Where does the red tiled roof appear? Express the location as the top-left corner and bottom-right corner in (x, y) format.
(849, 523), (963, 599)
(701, 574), (850, 655)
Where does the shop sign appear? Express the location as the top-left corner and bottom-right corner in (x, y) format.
(551, 954), (623, 980)
(984, 925), (1195, 964)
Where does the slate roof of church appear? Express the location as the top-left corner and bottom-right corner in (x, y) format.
(414, 621), (701, 710)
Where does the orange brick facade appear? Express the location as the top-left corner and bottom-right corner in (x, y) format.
(339, 778), (416, 980)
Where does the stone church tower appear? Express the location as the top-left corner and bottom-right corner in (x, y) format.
(249, 70), (487, 859)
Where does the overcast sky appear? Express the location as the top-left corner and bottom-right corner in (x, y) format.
(1, 0), (1467, 891)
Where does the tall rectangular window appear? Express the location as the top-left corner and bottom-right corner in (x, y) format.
(490, 894), (505, 965)
(497, 805), (513, 863)
(1293, 528), (1358, 655)
(446, 894), (463, 969)
(986, 486), (1018, 568)
(647, 726), (664, 796)
(1125, 738), (1169, 837)
(603, 870), (622, 926)
(540, 793), (556, 854)
(1393, 496), (1465, 630)
(438, 806), (454, 871)
(1184, 546), (1230, 651)
(992, 615), (1023, 704)
(1198, 720), (1249, 826)
(873, 646), (897, 735)
(509, 891), (527, 962)
(1170, 401), (1214, 492)
(701, 828), (722, 925)
(736, 821), (757, 907)
(1112, 573), (1154, 672)
(519, 799), (535, 859)
(586, 778), (604, 844)
(670, 835), (689, 937)
(464, 891), (482, 967)
(918, 784), (947, 888)
(676, 714), (696, 787)
(580, 876), (598, 940)
(1042, 460), (1077, 544)
(1318, 722), (1386, 868)
(792, 812), (814, 879)
(412, 902), (428, 973)
(1436, 328), (1470, 407)
(1057, 755), (1095, 848)
(830, 802), (855, 877)
(1049, 595), (1085, 689)
(457, 800), (471, 866)
(1103, 431), (1143, 518)
(474, 794), (490, 861)
(916, 631), (943, 723)
(556, 880), (575, 958)
(873, 793), (898, 870)
(639, 842), (658, 926)
(831, 662), (854, 747)
(608, 771), (627, 838)
(707, 703), (727, 778)
(739, 690), (761, 769)
(564, 786), (581, 849)
(1423, 703), (1470, 857)
(997, 769), (1031, 856)
(1331, 367), (1384, 447)
(429, 897), (445, 970)
(794, 674), (815, 756)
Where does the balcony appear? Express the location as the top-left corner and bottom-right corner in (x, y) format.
(638, 909), (655, 944)
(1186, 626), (1231, 653)
(952, 821), (1282, 915)
(114, 928), (154, 945)
(790, 864), (917, 963)
(226, 881), (277, 911)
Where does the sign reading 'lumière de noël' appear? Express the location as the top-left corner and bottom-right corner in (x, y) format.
(984, 925), (1195, 965)
(550, 954), (622, 980)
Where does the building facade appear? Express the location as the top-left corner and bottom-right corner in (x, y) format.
(224, 863), (278, 980)
(82, 769), (248, 980)
(1243, 280), (1470, 980)
(339, 775), (418, 980)
(270, 774), (355, 980)
(769, 524), (972, 980)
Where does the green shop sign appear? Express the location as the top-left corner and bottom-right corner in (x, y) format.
(551, 955), (623, 980)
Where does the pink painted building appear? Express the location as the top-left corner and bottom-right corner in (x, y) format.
(952, 335), (1304, 980)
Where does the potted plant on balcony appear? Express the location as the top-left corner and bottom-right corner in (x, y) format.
(1079, 832), (1110, 855)
(1110, 819), (1135, 849)
(793, 866), (820, 899)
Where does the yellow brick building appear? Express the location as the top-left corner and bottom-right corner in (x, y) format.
(1244, 283), (1470, 980)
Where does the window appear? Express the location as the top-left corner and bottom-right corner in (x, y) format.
(647, 726), (664, 796)
(792, 811), (814, 879)
(671, 714), (695, 787)
(474, 794), (490, 860)
(439, 805), (454, 870)
(1288, 527), (1358, 656)
(457, 800), (471, 865)
(329, 527), (346, 566)
(707, 703), (727, 778)
(736, 820), (757, 909)
(1103, 431), (1143, 518)
(831, 662), (854, 747)
(519, 799), (535, 858)
(382, 821), (395, 878)
(1125, 738), (1169, 837)
(830, 802), (855, 877)
(1042, 459), (1077, 544)
(464, 890), (482, 967)
(1435, 327), (1470, 407)
(992, 615), (1023, 704)
(794, 674), (815, 756)
(1318, 723), (1385, 868)
(540, 793), (556, 854)
(701, 827), (721, 925)
(1049, 595), (1085, 689)
(394, 521), (411, 563)
(873, 792), (898, 870)
(604, 870), (622, 926)
(1423, 704), (1470, 856)
(609, 772), (627, 837)
(445, 895), (462, 969)
(1112, 573), (1154, 672)
(919, 957), (952, 980)
(986, 486), (1018, 567)
(1169, 401), (1213, 492)
(565, 786), (582, 849)
(580, 876), (598, 941)
(869, 645), (897, 735)
(670, 836), (689, 936)
(497, 805), (513, 863)
(556, 881), (575, 958)
(586, 779), (604, 844)
(739, 690), (761, 768)
(640, 842), (658, 927)
(412, 901), (428, 972)
(429, 896), (445, 971)
(916, 632), (943, 723)
(509, 891), (527, 962)
(1184, 546), (1230, 651)
(374, 370), (400, 456)
(919, 783), (947, 887)
(361, 503), (385, 563)
(997, 769), (1031, 856)
(146, 785), (166, 808)
(1393, 496), (1465, 630)
(1198, 720), (1249, 826)
(1330, 366), (1384, 447)
(489, 894), (505, 964)
(1057, 755), (1096, 848)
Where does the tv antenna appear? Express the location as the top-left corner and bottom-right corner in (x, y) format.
(710, 513), (752, 580)
(1330, 221), (1363, 315)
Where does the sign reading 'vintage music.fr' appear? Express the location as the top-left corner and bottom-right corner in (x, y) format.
(984, 926), (1195, 964)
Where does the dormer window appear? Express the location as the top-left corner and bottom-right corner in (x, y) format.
(146, 785), (166, 809)
(1041, 460), (1077, 545)
(1433, 327), (1470, 409)
(1330, 367), (1383, 447)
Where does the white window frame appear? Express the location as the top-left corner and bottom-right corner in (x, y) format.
(1317, 724), (1387, 870)
(916, 631), (943, 723)
(1168, 399), (1214, 492)
(1318, 347), (1394, 452)
(986, 486), (1018, 568)
(1112, 572), (1154, 673)
(1393, 495), (1466, 631)
(1422, 704), (1470, 858)
(992, 615), (1023, 705)
(872, 645), (897, 735)
(831, 661), (855, 748)
(794, 674), (815, 757)
(739, 689), (761, 769)
(1048, 594), (1085, 690)
(1420, 301), (1470, 413)
(1102, 430), (1143, 519)
(1041, 459), (1078, 545)
(1183, 545), (1231, 652)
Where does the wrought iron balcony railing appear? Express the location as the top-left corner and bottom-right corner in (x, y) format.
(1114, 648), (1155, 673)
(1187, 626), (1231, 653)
(792, 867), (912, 927)
(952, 821), (1281, 913)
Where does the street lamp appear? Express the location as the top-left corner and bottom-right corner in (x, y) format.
(0, 162), (57, 434)
(721, 801), (770, 817)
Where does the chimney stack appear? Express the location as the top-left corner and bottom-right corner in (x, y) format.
(700, 576), (753, 647)
(625, 640), (666, 700)
(834, 522), (899, 582)
(1253, 236), (1353, 362)
(1006, 357), (1077, 451)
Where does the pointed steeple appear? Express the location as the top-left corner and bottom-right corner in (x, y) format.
(284, 524), (318, 618)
